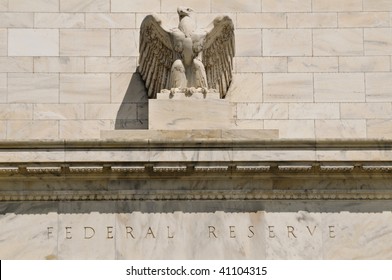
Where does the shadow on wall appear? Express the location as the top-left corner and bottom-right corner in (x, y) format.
(115, 71), (149, 130)
(1, 200), (392, 215)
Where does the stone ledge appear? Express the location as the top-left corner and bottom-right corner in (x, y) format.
(100, 129), (279, 140)
(0, 138), (391, 149)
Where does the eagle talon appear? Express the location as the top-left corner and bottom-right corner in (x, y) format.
(185, 87), (196, 96)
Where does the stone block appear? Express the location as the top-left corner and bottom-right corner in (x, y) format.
(364, 0), (392, 11)
(9, 0), (59, 12)
(0, 0), (7, 11)
(317, 148), (392, 162)
(85, 104), (137, 120)
(263, 0), (311, 12)
(7, 120), (59, 140)
(0, 104), (32, 120)
(288, 57), (338, 73)
(0, 29), (6, 55)
(263, 29), (312, 56)
(0, 12), (34, 27)
(60, 74), (110, 103)
(289, 103), (340, 120)
(211, 0), (261, 12)
(34, 13), (85, 28)
(365, 28), (392, 55)
(365, 73), (392, 102)
(8, 73), (59, 103)
(115, 212), (266, 259)
(8, 29), (59, 56)
(237, 13), (286, 28)
(161, 0), (211, 13)
(0, 209), (58, 259)
(323, 212), (392, 259)
(235, 57), (287, 73)
(137, 103), (148, 120)
(338, 12), (390, 27)
(111, 29), (138, 56)
(86, 13), (135, 28)
(264, 120), (315, 139)
(314, 73), (365, 102)
(235, 29), (262, 57)
(237, 103), (288, 120)
(85, 57), (136, 73)
(265, 212), (322, 259)
(149, 99), (234, 130)
(263, 73), (313, 102)
(367, 120), (392, 139)
(313, 29), (363, 56)
(312, 0), (362, 12)
(60, 0), (110, 12)
(315, 120), (367, 139)
(226, 73), (263, 102)
(33, 104), (84, 120)
(339, 56), (390, 72)
(232, 120), (264, 129)
(58, 213), (115, 259)
(0, 149), (64, 163)
(287, 13), (337, 28)
(0, 74), (6, 102)
(0, 57), (33, 72)
(111, 73), (148, 105)
(60, 120), (112, 139)
(34, 57), (85, 73)
(341, 103), (392, 119)
(60, 29), (110, 56)
(111, 0), (160, 12)
(0, 121), (6, 139)
(111, 73), (133, 103)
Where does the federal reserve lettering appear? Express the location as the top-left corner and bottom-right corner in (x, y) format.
(46, 224), (337, 240)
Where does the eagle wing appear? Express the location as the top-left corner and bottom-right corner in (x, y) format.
(202, 16), (235, 98)
(139, 15), (177, 98)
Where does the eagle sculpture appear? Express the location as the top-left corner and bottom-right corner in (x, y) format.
(139, 6), (235, 99)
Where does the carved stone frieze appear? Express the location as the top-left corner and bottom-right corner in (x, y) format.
(26, 166), (61, 174)
(0, 139), (392, 201)
(111, 166), (145, 173)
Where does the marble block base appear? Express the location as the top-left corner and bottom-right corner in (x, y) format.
(2, 201), (392, 260)
(149, 99), (234, 130)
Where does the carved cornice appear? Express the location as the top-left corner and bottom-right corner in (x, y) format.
(0, 163), (391, 177)
(0, 139), (392, 201)
(2, 190), (392, 201)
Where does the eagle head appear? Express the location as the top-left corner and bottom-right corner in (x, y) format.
(177, 6), (194, 19)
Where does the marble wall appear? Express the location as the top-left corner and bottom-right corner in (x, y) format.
(0, 0), (392, 139)
(1, 200), (392, 260)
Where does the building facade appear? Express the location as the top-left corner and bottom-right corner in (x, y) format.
(1, 0), (392, 259)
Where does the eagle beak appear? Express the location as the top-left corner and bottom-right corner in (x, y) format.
(177, 6), (192, 16)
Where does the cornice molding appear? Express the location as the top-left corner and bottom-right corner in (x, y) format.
(0, 139), (391, 202)
(1, 138), (392, 149)
(1, 190), (392, 201)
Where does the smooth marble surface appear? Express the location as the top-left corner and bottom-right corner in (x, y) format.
(2, 202), (392, 260)
(149, 99), (234, 130)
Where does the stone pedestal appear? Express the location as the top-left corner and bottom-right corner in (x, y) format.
(149, 99), (234, 130)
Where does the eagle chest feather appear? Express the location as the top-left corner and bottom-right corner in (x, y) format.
(178, 17), (197, 66)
